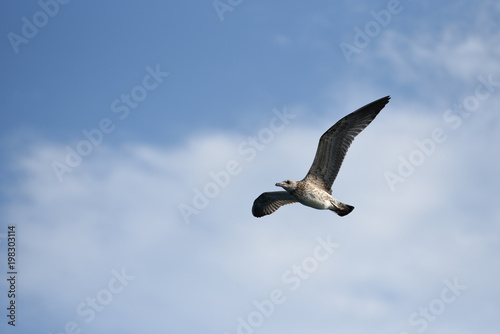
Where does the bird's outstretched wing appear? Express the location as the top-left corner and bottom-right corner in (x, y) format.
(252, 191), (298, 217)
(304, 96), (390, 192)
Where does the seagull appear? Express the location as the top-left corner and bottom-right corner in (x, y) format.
(252, 96), (390, 218)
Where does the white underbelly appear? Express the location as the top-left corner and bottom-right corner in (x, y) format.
(298, 191), (332, 210)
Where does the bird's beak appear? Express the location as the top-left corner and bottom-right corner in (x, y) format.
(275, 182), (283, 187)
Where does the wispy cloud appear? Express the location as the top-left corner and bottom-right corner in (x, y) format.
(3, 94), (499, 332)
(2, 1), (500, 333)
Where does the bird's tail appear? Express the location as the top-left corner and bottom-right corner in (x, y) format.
(330, 198), (354, 217)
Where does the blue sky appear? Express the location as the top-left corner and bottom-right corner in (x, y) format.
(1, 0), (499, 333)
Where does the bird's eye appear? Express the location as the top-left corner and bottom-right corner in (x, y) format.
(286, 180), (290, 184)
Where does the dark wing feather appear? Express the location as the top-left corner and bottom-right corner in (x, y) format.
(252, 191), (298, 217)
(304, 96), (390, 192)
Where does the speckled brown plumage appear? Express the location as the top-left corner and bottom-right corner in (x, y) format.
(252, 96), (390, 218)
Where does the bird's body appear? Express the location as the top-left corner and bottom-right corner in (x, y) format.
(252, 96), (390, 218)
(293, 183), (332, 210)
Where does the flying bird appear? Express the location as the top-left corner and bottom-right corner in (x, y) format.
(252, 96), (390, 218)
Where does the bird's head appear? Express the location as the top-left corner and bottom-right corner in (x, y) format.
(275, 180), (297, 192)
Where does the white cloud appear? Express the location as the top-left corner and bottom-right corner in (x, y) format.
(3, 90), (499, 333)
(2, 2), (500, 333)
(375, 28), (500, 84)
